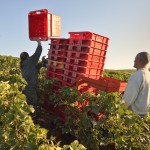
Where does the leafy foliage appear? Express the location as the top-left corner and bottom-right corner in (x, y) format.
(103, 69), (135, 81)
(44, 83), (150, 150)
(0, 55), (149, 150)
(0, 55), (86, 150)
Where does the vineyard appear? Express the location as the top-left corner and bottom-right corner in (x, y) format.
(0, 55), (149, 150)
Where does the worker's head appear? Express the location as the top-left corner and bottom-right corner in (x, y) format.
(20, 52), (29, 61)
(134, 52), (150, 69)
(20, 52), (29, 69)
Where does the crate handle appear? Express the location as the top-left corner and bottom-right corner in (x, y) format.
(29, 9), (48, 15)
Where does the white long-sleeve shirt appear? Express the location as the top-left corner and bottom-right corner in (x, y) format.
(122, 68), (150, 115)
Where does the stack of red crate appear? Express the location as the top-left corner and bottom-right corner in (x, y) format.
(46, 38), (69, 82)
(46, 31), (109, 86)
(63, 31), (109, 84)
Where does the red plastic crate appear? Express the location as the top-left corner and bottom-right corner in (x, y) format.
(67, 51), (99, 61)
(64, 64), (103, 75)
(48, 55), (66, 62)
(28, 9), (49, 40)
(98, 77), (127, 92)
(64, 70), (79, 78)
(86, 74), (102, 80)
(48, 49), (67, 57)
(69, 39), (108, 50)
(50, 44), (69, 50)
(67, 51), (106, 62)
(28, 9), (61, 41)
(64, 69), (102, 80)
(69, 46), (107, 56)
(52, 79), (72, 87)
(48, 60), (64, 69)
(79, 86), (98, 94)
(76, 76), (127, 93)
(77, 67), (103, 75)
(46, 70), (63, 80)
(63, 75), (76, 84)
(68, 45), (87, 51)
(68, 31), (109, 44)
(47, 65), (64, 74)
(66, 58), (105, 68)
(68, 44), (107, 51)
(50, 38), (69, 45)
(59, 80), (73, 87)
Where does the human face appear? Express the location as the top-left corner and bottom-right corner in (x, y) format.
(134, 54), (141, 69)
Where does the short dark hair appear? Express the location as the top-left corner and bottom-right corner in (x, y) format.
(137, 52), (150, 65)
(20, 52), (29, 69)
(20, 52), (29, 60)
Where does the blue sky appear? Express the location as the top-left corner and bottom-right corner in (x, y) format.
(0, 0), (150, 69)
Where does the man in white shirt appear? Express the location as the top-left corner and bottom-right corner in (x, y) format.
(122, 52), (150, 115)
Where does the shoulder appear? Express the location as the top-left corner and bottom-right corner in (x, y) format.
(129, 69), (143, 82)
(22, 57), (32, 65)
(131, 69), (143, 78)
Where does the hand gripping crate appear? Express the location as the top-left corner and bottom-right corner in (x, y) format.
(68, 31), (109, 45)
(28, 9), (61, 41)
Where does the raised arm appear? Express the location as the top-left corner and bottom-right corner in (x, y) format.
(30, 39), (42, 64)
